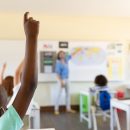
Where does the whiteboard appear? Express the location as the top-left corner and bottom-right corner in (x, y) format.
(0, 40), (125, 82)
(69, 41), (108, 81)
(68, 41), (125, 81)
(38, 41), (125, 82)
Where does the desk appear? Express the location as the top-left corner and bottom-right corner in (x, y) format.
(111, 99), (130, 130)
(29, 102), (40, 129)
(28, 128), (55, 130)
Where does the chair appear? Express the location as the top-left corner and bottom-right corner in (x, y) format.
(80, 91), (92, 129)
(91, 91), (121, 130)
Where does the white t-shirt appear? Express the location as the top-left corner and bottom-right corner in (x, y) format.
(7, 83), (34, 115)
(90, 86), (109, 94)
(89, 86), (110, 106)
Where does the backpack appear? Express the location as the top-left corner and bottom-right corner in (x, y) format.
(99, 91), (111, 110)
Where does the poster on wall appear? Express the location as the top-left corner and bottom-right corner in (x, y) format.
(69, 42), (108, 81)
(59, 41), (68, 49)
(107, 57), (124, 81)
(40, 51), (56, 73)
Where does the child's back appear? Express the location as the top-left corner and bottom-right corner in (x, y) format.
(90, 75), (111, 110)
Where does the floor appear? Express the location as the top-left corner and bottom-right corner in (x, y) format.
(40, 112), (111, 130)
(22, 111), (126, 130)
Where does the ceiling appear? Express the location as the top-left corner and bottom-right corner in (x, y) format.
(1, 0), (130, 17)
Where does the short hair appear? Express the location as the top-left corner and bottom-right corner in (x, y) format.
(57, 51), (65, 60)
(94, 75), (108, 87)
(2, 76), (14, 97)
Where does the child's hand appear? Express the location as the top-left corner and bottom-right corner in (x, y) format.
(24, 12), (39, 39)
(2, 63), (7, 70)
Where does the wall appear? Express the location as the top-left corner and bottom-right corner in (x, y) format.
(1, 12), (130, 106)
(1, 12), (130, 41)
(33, 82), (125, 106)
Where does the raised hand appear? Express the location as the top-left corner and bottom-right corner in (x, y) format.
(2, 63), (7, 70)
(13, 12), (39, 119)
(24, 12), (39, 39)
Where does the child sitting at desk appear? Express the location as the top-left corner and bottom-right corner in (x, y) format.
(90, 75), (111, 110)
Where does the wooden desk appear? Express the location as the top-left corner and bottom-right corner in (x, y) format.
(28, 128), (55, 130)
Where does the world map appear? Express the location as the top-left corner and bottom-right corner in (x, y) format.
(70, 47), (106, 66)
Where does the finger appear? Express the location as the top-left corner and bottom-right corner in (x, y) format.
(37, 21), (40, 24)
(33, 20), (39, 23)
(24, 12), (29, 23)
(28, 17), (33, 21)
(34, 21), (40, 25)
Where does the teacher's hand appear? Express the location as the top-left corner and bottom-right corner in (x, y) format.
(61, 80), (65, 88)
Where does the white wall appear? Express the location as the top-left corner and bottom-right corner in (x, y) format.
(33, 81), (125, 106)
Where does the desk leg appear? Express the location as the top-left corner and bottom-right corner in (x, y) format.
(114, 109), (121, 130)
(88, 96), (92, 129)
(127, 109), (130, 130)
(80, 94), (83, 122)
(111, 106), (114, 130)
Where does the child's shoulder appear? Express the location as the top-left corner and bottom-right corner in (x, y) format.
(99, 86), (109, 91)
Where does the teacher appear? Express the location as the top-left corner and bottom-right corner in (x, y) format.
(55, 50), (76, 115)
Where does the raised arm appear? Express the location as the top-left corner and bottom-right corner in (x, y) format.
(0, 63), (7, 85)
(13, 12), (39, 119)
(14, 60), (24, 86)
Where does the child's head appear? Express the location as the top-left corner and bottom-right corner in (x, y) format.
(2, 76), (14, 97)
(0, 85), (7, 116)
(94, 75), (108, 87)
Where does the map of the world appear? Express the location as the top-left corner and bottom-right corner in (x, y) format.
(70, 47), (106, 66)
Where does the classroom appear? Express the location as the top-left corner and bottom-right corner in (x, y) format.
(0, 0), (130, 130)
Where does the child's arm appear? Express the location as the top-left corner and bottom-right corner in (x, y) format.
(14, 60), (24, 86)
(0, 63), (7, 84)
(13, 12), (39, 119)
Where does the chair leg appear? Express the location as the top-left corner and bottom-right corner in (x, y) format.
(102, 112), (107, 122)
(80, 94), (83, 122)
(91, 106), (98, 130)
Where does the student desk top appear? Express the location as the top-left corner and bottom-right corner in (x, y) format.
(27, 128), (55, 130)
(111, 99), (130, 130)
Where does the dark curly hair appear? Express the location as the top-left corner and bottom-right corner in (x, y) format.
(2, 76), (14, 97)
(94, 75), (108, 87)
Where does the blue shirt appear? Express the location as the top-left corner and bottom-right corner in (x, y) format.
(0, 105), (23, 130)
(55, 55), (71, 79)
